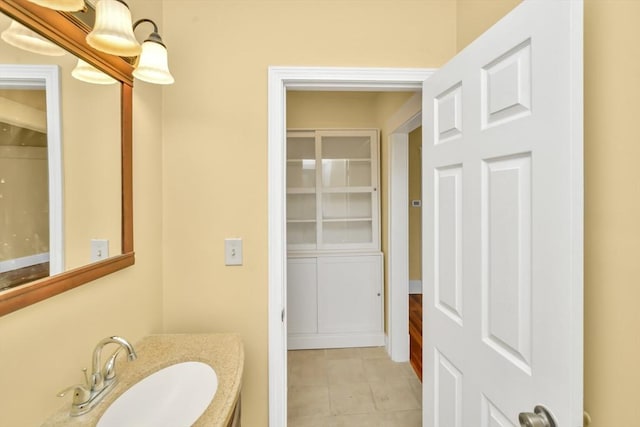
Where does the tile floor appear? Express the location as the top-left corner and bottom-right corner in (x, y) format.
(288, 347), (422, 427)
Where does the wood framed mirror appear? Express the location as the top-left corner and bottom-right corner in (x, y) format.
(0, 0), (134, 317)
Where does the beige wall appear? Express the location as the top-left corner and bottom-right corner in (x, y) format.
(408, 126), (422, 281)
(582, 1), (640, 425)
(161, 1), (455, 425)
(456, 0), (521, 51)
(456, 0), (640, 426)
(0, 2), (165, 425)
(62, 73), (121, 270)
(287, 91), (411, 129)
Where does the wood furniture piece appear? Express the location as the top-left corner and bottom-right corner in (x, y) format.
(286, 129), (384, 349)
(228, 399), (241, 427)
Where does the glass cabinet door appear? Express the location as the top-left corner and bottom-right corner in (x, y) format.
(318, 131), (378, 249)
(287, 132), (317, 249)
(287, 134), (316, 190)
(321, 192), (373, 245)
(321, 135), (372, 188)
(287, 193), (316, 246)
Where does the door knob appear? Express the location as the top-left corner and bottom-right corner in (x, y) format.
(518, 405), (556, 427)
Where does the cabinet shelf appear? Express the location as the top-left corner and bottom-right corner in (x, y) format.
(287, 219), (316, 223)
(320, 187), (375, 193)
(287, 188), (316, 194)
(322, 158), (371, 162)
(322, 218), (372, 222)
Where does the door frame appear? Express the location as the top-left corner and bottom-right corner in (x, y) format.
(267, 66), (434, 426)
(387, 93), (422, 361)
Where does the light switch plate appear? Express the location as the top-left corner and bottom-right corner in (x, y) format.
(90, 239), (109, 262)
(225, 238), (243, 266)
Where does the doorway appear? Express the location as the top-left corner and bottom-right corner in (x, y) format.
(407, 126), (423, 379)
(268, 67), (435, 426)
(285, 91), (421, 425)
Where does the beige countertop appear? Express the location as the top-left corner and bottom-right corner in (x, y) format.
(42, 333), (244, 427)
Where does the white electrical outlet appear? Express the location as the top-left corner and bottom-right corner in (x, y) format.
(90, 239), (109, 262)
(224, 238), (243, 266)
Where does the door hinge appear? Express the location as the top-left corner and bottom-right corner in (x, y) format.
(281, 308), (285, 323)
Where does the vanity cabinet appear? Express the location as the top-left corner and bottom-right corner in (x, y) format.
(287, 129), (383, 349)
(228, 399), (241, 427)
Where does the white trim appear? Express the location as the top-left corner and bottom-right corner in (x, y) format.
(267, 66), (287, 427)
(386, 92), (425, 362)
(268, 66), (434, 427)
(569, 1), (584, 422)
(386, 92), (423, 133)
(387, 133), (409, 361)
(0, 65), (64, 276)
(288, 332), (385, 350)
(409, 280), (423, 294)
(0, 253), (49, 273)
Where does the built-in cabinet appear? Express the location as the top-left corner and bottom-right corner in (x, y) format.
(287, 129), (384, 349)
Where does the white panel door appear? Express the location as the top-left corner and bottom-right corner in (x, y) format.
(423, 1), (583, 426)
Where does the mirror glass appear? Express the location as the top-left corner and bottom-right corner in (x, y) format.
(0, 11), (122, 292)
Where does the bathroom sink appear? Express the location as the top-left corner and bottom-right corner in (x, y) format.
(97, 361), (218, 427)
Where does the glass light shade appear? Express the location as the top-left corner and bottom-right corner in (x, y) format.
(1, 20), (66, 56)
(133, 41), (175, 85)
(27, 0), (84, 11)
(71, 59), (117, 85)
(86, 0), (141, 57)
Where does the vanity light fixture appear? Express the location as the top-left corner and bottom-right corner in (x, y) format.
(132, 19), (174, 85)
(71, 58), (117, 84)
(1, 20), (66, 56)
(86, 0), (141, 57)
(27, 0), (85, 12)
(7, 0), (175, 85)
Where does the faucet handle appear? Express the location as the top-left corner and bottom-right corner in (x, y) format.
(81, 367), (89, 386)
(103, 349), (122, 381)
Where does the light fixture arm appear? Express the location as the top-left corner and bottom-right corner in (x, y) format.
(133, 19), (165, 47)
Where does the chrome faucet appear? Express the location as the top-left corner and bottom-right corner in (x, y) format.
(58, 336), (137, 416)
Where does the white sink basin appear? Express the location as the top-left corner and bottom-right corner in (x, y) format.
(97, 361), (218, 427)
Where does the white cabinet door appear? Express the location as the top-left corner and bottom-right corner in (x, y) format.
(287, 258), (317, 335)
(422, 1), (583, 425)
(318, 130), (380, 251)
(317, 254), (382, 334)
(286, 131), (317, 251)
